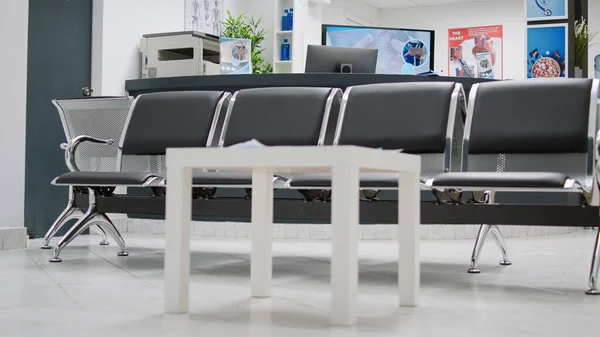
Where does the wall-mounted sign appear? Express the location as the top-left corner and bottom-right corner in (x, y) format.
(448, 25), (503, 80)
(526, 23), (568, 78)
(220, 38), (252, 75)
(526, 0), (568, 22)
(185, 0), (223, 35)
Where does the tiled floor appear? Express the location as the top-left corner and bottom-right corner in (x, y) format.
(113, 218), (581, 240)
(1, 231), (600, 336)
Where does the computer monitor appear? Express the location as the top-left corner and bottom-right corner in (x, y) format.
(304, 45), (378, 74)
(322, 24), (435, 75)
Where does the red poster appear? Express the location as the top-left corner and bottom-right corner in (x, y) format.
(448, 25), (503, 79)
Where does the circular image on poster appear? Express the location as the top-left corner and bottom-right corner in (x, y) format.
(402, 39), (429, 67)
(231, 44), (249, 66)
(531, 57), (561, 78)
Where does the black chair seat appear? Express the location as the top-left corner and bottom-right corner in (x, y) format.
(431, 172), (572, 189)
(189, 172), (292, 186)
(290, 173), (401, 188)
(53, 172), (159, 186)
(191, 172), (254, 185)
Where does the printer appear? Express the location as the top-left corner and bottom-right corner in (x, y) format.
(140, 31), (221, 78)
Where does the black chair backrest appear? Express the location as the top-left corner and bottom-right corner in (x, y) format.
(121, 91), (228, 155)
(220, 87), (341, 147)
(467, 79), (595, 154)
(336, 82), (460, 153)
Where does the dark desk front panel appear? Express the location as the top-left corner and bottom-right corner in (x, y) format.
(125, 73), (493, 97)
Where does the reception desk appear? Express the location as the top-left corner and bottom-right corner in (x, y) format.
(125, 73), (494, 97)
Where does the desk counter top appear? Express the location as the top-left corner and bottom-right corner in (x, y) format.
(125, 73), (493, 97)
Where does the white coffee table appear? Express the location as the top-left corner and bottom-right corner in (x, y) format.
(163, 146), (421, 326)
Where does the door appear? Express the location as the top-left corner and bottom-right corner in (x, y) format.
(25, 0), (93, 237)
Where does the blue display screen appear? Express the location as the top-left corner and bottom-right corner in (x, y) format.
(323, 25), (435, 75)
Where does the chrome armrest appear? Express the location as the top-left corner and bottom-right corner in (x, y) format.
(61, 135), (114, 172)
(595, 131), (600, 189)
(596, 131), (600, 160)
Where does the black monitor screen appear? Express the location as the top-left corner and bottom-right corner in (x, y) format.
(322, 24), (435, 75)
(305, 45), (378, 74)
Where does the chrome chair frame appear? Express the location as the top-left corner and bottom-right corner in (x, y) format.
(463, 191), (511, 273)
(286, 83), (500, 269)
(429, 79), (600, 292)
(586, 130), (600, 295)
(48, 93), (231, 262)
(50, 87), (341, 262)
(164, 87), (343, 189)
(286, 83), (465, 192)
(42, 97), (133, 249)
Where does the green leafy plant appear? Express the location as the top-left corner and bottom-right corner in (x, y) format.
(221, 11), (273, 74)
(574, 17), (598, 69)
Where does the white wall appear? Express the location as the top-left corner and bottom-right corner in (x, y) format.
(224, 0), (253, 17)
(378, 0), (525, 79)
(92, 0), (185, 96)
(92, 0), (255, 94)
(243, 0), (275, 64)
(323, 0), (379, 26)
(0, 0), (28, 228)
(91, 0), (380, 84)
(589, 0), (600, 79)
(225, 0), (380, 65)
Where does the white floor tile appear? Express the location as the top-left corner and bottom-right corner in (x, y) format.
(1, 231), (599, 337)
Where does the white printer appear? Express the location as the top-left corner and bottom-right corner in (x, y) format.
(140, 31), (221, 78)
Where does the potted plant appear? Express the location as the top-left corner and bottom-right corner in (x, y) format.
(574, 17), (597, 78)
(221, 11), (273, 74)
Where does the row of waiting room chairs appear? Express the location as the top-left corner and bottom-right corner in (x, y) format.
(45, 79), (600, 294)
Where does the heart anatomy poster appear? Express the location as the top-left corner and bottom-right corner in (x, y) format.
(448, 25), (503, 80)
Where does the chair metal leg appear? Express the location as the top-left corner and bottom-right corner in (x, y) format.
(42, 186), (83, 249)
(468, 224), (490, 274)
(467, 191), (511, 273)
(50, 189), (99, 262)
(94, 214), (128, 257)
(468, 224), (512, 273)
(489, 225), (512, 266)
(586, 227), (600, 295)
(90, 225), (110, 246)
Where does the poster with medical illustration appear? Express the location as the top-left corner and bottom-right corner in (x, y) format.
(526, 24), (567, 78)
(220, 38), (252, 75)
(448, 25), (503, 80)
(526, 0), (568, 21)
(185, 0), (222, 35)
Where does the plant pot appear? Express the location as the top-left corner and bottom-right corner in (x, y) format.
(574, 67), (583, 78)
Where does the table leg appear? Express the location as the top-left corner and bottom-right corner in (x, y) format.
(397, 171), (420, 307)
(164, 165), (193, 314)
(251, 170), (274, 298)
(331, 165), (360, 326)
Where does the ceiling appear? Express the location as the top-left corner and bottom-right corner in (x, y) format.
(364, 0), (497, 9)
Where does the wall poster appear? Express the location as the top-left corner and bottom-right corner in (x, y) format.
(184, 0), (223, 36)
(526, 24), (568, 78)
(220, 38), (252, 75)
(526, 0), (568, 21)
(448, 25), (503, 80)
